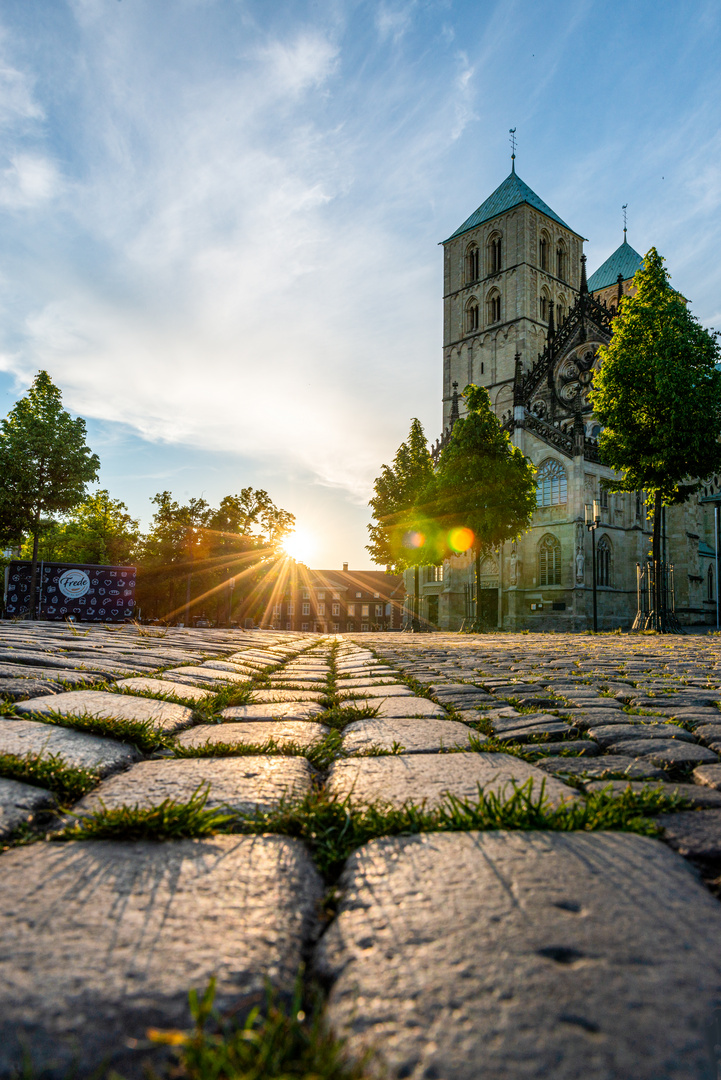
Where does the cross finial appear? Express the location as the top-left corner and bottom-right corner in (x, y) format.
(509, 128), (516, 173)
(622, 203), (628, 241)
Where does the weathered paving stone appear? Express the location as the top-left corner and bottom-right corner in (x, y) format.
(337, 684), (412, 699)
(0, 718), (139, 775)
(162, 665), (251, 685)
(326, 752), (577, 810)
(0, 776), (55, 837)
(694, 763), (721, 789)
(528, 739), (600, 757)
(221, 702), (325, 721)
(587, 722), (697, 746)
(657, 809), (721, 859)
(342, 717), (476, 755)
(175, 720), (329, 750)
(536, 754), (665, 781)
(74, 756), (313, 816)
(115, 677), (214, 702)
(0, 836), (322, 1078)
(0, 663), (108, 686)
(0, 678), (60, 701)
(250, 689), (327, 702)
(14, 690), (194, 734)
(607, 739), (719, 766)
(494, 724), (573, 743)
(335, 677), (400, 687)
(584, 779), (721, 807)
(350, 696), (446, 718)
(315, 831), (721, 1080)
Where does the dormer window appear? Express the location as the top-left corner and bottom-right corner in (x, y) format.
(488, 234), (502, 274)
(465, 243), (479, 282)
(465, 298), (479, 333)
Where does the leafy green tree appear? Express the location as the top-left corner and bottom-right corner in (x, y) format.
(367, 418), (438, 629)
(591, 248), (721, 628)
(431, 385), (536, 630)
(136, 489), (294, 625)
(21, 490), (139, 566)
(0, 371), (100, 617)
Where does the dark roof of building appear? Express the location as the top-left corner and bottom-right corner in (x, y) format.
(587, 239), (644, 292)
(444, 167), (577, 242)
(309, 569), (403, 595)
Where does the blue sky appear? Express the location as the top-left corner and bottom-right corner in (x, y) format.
(0, 0), (719, 568)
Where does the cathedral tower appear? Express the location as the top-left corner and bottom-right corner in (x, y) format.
(441, 161), (584, 427)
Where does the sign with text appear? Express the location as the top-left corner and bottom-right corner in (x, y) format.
(3, 562), (137, 621)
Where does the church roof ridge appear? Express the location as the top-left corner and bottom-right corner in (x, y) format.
(587, 240), (644, 293)
(443, 170), (579, 243)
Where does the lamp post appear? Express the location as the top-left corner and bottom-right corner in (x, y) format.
(585, 501), (600, 632)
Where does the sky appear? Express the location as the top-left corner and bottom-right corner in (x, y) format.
(0, 0), (720, 569)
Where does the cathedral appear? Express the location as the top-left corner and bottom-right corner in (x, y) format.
(409, 158), (719, 631)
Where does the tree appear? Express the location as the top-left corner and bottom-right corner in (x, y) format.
(430, 385), (536, 630)
(591, 248), (721, 629)
(0, 371), (100, 617)
(367, 418), (438, 629)
(20, 490), (139, 566)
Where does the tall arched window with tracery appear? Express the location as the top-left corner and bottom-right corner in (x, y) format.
(488, 234), (502, 274)
(597, 536), (611, 587)
(538, 534), (562, 586)
(539, 232), (549, 272)
(556, 240), (567, 281)
(539, 289), (550, 322)
(466, 243), (479, 283)
(556, 294), (567, 324)
(536, 458), (567, 506)
(486, 290), (501, 325)
(465, 298), (479, 333)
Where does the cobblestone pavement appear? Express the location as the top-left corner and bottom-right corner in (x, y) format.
(3, 624), (721, 1077)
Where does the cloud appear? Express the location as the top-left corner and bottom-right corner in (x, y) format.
(0, 153), (59, 208)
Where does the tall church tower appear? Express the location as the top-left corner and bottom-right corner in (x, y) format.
(441, 159), (584, 427)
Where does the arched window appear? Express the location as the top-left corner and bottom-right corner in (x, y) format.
(536, 458), (567, 506)
(539, 233), (549, 272)
(486, 290), (501, 324)
(539, 288), (550, 322)
(709, 564), (715, 602)
(597, 536), (611, 587)
(556, 295), (566, 324)
(538, 534), (562, 586)
(556, 241), (566, 281)
(488, 234), (502, 274)
(465, 298), (479, 333)
(466, 243), (479, 283)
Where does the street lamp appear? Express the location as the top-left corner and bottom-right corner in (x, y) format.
(585, 501), (600, 632)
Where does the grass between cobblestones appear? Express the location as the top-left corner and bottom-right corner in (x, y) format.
(0, 750), (99, 804)
(148, 976), (372, 1080)
(38, 710), (173, 754)
(171, 730), (344, 772)
(57, 780), (690, 880)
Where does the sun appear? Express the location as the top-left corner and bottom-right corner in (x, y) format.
(281, 528), (316, 564)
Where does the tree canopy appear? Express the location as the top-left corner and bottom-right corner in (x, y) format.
(0, 370), (100, 614)
(591, 247), (721, 504)
(20, 490), (139, 567)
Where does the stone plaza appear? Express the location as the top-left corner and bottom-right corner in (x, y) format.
(2, 622), (721, 1077)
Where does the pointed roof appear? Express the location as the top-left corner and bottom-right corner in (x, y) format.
(443, 168), (579, 243)
(587, 240), (643, 292)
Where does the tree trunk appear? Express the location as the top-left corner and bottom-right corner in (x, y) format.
(653, 490), (662, 630)
(27, 511), (41, 621)
(413, 565), (420, 631)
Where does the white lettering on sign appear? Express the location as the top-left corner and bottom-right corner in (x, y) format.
(57, 570), (91, 598)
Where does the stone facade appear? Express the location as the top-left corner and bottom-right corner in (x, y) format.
(407, 168), (718, 631)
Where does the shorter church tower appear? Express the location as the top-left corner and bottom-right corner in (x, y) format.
(441, 159), (584, 428)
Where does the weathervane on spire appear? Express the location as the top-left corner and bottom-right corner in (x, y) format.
(622, 204), (628, 241)
(509, 128), (516, 172)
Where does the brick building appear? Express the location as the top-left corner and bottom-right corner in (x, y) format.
(265, 564), (403, 633)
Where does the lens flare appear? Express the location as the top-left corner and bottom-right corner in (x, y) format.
(448, 526), (474, 553)
(281, 529), (316, 563)
(402, 530), (426, 549)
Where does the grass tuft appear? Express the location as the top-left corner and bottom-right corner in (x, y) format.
(0, 750), (99, 804)
(59, 783), (234, 841)
(149, 975), (371, 1080)
(37, 710), (173, 754)
(316, 703), (380, 732)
